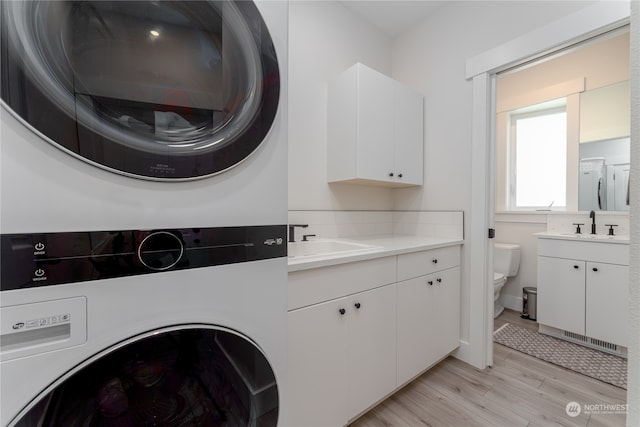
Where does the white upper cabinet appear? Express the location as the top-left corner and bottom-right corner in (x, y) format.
(328, 63), (424, 187)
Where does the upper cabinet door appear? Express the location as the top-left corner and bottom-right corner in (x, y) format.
(356, 66), (395, 182)
(394, 82), (424, 186)
(328, 63), (424, 188)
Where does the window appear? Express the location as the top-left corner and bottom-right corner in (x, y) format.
(508, 99), (567, 209)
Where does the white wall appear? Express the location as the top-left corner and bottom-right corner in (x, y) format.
(390, 0), (599, 350)
(288, 1), (393, 210)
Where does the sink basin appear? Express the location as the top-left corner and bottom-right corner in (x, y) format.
(288, 239), (382, 259)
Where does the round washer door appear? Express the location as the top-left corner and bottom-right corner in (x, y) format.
(1, 1), (280, 180)
(10, 326), (279, 426)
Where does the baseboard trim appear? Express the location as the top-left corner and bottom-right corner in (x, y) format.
(502, 295), (523, 313)
(451, 339), (488, 369)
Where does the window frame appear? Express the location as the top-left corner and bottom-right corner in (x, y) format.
(507, 100), (568, 210)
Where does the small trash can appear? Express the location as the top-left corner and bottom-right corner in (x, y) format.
(522, 287), (537, 321)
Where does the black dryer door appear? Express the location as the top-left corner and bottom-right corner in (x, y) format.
(0, 1), (280, 180)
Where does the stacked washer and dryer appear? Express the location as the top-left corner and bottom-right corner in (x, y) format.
(0, 1), (288, 425)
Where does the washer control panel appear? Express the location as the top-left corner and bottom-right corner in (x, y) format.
(1, 225), (286, 291)
(0, 297), (87, 361)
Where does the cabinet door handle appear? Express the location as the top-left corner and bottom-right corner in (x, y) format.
(432, 259), (438, 264)
(398, 173), (403, 178)
(354, 302), (361, 309)
(427, 280), (433, 286)
(573, 265), (579, 269)
(437, 278), (442, 283)
(592, 267), (599, 272)
(338, 308), (346, 316)
(389, 172), (394, 177)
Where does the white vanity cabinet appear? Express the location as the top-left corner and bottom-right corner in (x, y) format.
(536, 236), (629, 348)
(288, 244), (461, 426)
(537, 256), (586, 335)
(397, 266), (460, 385)
(288, 296), (350, 427)
(288, 284), (397, 427)
(585, 261), (628, 346)
(288, 258), (397, 427)
(396, 246), (460, 385)
(327, 63), (423, 187)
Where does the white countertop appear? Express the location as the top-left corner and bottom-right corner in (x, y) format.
(288, 235), (464, 272)
(534, 231), (630, 244)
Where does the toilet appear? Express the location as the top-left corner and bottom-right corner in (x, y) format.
(493, 243), (521, 318)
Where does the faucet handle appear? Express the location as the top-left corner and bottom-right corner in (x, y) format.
(572, 223), (584, 234)
(288, 224), (309, 243)
(604, 224), (618, 236)
(302, 234), (316, 242)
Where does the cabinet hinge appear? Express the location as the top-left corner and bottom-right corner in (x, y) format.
(488, 228), (495, 239)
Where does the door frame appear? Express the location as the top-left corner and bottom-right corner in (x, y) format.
(465, 1), (631, 369)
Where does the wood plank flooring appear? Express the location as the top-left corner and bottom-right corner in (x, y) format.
(349, 309), (627, 427)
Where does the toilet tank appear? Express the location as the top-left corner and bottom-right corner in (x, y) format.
(494, 243), (521, 277)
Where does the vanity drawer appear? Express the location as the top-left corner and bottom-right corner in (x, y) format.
(288, 256), (396, 310)
(397, 246), (460, 282)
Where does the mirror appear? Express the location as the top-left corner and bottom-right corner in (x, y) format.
(495, 29), (630, 212)
(578, 81), (630, 211)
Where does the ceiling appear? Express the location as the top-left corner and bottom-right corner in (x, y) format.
(339, 1), (446, 37)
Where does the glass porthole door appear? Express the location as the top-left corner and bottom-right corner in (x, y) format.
(0, 0), (280, 180)
(12, 327), (279, 426)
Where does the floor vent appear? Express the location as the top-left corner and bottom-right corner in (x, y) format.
(563, 331), (588, 342)
(589, 337), (619, 353)
(539, 325), (627, 358)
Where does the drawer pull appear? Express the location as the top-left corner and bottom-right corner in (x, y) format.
(592, 267), (599, 272)
(354, 302), (361, 309)
(573, 265), (579, 269)
(432, 259), (438, 264)
(338, 308), (346, 316)
(437, 278), (442, 283)
(427, 280), (433, 286)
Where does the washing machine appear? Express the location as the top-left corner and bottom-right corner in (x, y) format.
(0, 1), (288, 425)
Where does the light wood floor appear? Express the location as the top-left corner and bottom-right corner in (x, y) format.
(349, 309), (627, 427)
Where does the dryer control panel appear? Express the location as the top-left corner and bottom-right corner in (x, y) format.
(1, 225), (286, 291)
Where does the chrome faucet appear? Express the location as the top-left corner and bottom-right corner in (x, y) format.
(589, 210), (596, 234)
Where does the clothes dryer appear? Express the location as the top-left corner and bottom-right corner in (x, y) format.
(0, 1), (288, 425)
(1, 0), (287, 232)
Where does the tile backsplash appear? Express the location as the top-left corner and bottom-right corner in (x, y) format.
(392, 211), (464, 239)
(546, 211), (630, 236)
(287, 210), (464, 241)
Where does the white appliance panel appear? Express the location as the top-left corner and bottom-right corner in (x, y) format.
(1, 258), (287, 426)
(1, 1), (288, 425)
